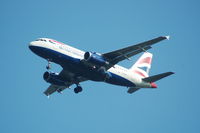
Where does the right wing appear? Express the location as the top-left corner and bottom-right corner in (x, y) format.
(43, 69), (87, 96)
(103, 36), (169, 69)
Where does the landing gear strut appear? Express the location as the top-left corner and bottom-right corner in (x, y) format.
(46, 60), (51, 70)
(74, 85), (83, 94)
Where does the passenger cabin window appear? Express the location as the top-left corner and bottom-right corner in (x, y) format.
(49, 40), (56, 44)
(35, 39), (47, 42)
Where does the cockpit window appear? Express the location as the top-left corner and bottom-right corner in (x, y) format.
(35, 39), (47, 42)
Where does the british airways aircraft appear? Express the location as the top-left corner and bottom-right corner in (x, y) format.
(29, 36), (174, 96)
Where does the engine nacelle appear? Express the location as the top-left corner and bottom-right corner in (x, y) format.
(84, 52), (108, 66)
(98, 67), (112, 80)
(43, 71), (66, 86)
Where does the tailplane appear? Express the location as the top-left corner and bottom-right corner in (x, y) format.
(142, 72), (174, 82)
(127, 72), (174, 94)
(128, 52), (174, 94)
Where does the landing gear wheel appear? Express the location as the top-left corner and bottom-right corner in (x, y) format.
(77, 86), (82, 92)
(74, 86), (83, 94)
(74, 88), (79, 94)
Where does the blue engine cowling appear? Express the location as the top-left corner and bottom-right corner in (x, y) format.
(43, 71), (66, 86)
(84, 52), (109, 66)
(98, 67), (112, 80)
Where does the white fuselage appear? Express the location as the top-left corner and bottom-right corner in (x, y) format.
(29, 38), (152, 88)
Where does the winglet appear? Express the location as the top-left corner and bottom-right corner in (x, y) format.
(165, 35), (170, 40)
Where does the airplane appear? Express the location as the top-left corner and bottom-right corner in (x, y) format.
(29, 36), (174, 96)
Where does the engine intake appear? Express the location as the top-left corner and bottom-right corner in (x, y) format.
(84, 52), (108, 66)
(43, 71), (66, 86)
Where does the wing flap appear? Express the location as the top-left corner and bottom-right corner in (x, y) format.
(108, 46), (151, 65)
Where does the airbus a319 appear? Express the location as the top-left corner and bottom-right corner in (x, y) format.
(29, 36), (174, 96)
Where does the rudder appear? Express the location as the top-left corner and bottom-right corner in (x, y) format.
(130, 52), (153, 78)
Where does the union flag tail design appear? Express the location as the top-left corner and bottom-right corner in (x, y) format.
(130, 52), (153, 78)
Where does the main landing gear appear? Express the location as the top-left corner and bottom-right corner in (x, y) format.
(74, 85), (83, 94)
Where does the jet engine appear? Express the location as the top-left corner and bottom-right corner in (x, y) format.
(43, 71), (66, 86)
(98, 67), (112, 80)
(84, 52), (109, 66)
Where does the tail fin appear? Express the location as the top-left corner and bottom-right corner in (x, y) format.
(130, 52), (153, 78)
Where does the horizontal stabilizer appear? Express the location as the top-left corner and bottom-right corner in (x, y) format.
(142, 72), (174, 83)
(127, 87), (140, 94)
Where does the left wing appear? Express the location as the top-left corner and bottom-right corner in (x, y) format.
(44, 85), (66, 96)
(103, 36), (169, 69)
(43, 69), (87, 96)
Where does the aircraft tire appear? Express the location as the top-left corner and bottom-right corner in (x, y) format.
(74, 86), (82, 94)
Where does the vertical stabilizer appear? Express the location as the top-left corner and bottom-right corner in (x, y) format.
(130, 52), (153, 78)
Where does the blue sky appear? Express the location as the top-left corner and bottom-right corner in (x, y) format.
(1, 0), (200, 133)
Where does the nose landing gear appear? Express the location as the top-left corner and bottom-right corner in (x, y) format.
(46, 60), (51, 70)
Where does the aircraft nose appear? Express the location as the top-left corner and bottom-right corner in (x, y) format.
(29, 41), (36, 46)
(29, 41), (38, 53)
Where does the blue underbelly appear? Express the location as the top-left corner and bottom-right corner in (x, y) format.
(29, 46), (135, 87)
